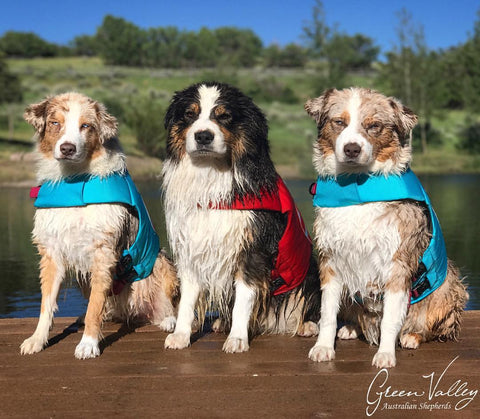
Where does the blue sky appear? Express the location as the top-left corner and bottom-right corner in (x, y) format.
(0, 0), (478, 54)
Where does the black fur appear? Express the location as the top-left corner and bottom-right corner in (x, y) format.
(165, 82), (278, 200)
(164, 81), (321, 333)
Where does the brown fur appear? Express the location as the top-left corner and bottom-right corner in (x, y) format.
(21, 92), (179, 358)
(306, 87), (469, 355)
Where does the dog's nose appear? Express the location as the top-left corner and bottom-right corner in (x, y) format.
(194, 130), (214, 145)
(60, 142), (76, 157)
(344, 142), (361, 159)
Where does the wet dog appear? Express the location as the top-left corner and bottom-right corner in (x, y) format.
(162, 82), (321, 352)
(305, 87), (468, 368)
(20, 92), (178, 359)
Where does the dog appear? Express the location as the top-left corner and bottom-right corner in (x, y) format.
(162, 82), (321, 352)
(20, 92), (178, 359)
(305, 87), (468, 368)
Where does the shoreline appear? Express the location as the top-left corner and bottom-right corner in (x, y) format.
(1, 153), (479, 188)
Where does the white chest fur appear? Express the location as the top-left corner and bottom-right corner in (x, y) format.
(163, 158), (253, 299)
(33, 204), (127, 275)
(314, 202), (401, 296)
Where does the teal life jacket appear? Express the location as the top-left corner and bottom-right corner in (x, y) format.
(310, 168), (447, 304)
(31, 172), (160, 291)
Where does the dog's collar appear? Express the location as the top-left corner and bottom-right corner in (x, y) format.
(30, 172), (160, 291)
(310, 168), (448, 304)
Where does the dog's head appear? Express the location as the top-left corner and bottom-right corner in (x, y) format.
(164, 82), (270, 167)
(24, 92), (118, 165)
(305, 87), (417, 176)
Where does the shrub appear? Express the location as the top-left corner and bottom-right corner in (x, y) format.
(125, 96), (167, 158)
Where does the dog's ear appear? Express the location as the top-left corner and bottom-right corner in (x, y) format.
(24, 98), (51, 133)
(94, 101), (118, 143)
(304, 88), (335, 125)
(389, 98), (418, 145)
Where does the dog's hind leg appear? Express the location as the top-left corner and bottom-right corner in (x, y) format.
(223, 278), (255, 353)
(21, 250), (64, 355)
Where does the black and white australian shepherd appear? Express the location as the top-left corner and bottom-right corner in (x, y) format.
(20, 92), (178, 359)
(162, 82), (321, 352)
(305, 87), (468, 368)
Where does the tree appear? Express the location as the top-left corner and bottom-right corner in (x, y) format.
(327, 34), (379, 71)
(0, 31), (58, 57)
(214, 27), (263, 67)
(95, 15), (145, 66)
(378, 8), (438, 153)
(302, 0), (330, 58)
(0, 54), (23, 140)
(71, 35), (98, 56)
(264, 43), (307, 68)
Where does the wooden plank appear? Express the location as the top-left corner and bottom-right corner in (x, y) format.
(0, 313), (479, 418)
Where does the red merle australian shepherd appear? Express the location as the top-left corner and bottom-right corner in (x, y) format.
(162, 82), (321, 352)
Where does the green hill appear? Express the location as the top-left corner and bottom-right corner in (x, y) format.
(1, 57), (479, 184)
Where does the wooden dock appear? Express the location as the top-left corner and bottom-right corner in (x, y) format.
(1, 312), (479, 418)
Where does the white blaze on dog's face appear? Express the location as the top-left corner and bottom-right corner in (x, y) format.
(305, 88), (418, 176)
(185, 85), (227, 157)
(24, 92), (118, 165)
(333, 90), (374, 166)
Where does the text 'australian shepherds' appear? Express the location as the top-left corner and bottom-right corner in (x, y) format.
(162, 82), (321, 353)
(305, 87), (468, 368)
(21, 92), (178, 359)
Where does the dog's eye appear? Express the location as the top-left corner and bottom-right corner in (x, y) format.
(332, 119), (345, 127)
(80, 123), (90, 129)
(184, 109), (196, 120)
(216, 112), (232, 124)
(50, 121), (59, 126)
(367, 122), (383, 133)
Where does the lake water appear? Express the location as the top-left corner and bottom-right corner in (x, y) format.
(0, 174), (479, 318)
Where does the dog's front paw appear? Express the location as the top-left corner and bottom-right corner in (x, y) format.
(223, 337), (249, 353)
(400, 333), (422, 349)
(74, 336), (100, 359)
(297, 321), (319, 337)
(372, 351), (396, 368)
(308, 345), (335, 362)
(20, 335), (46, 355)
(337, 325), (360, 340)
(159, 316), (176, 333)
(164, 332), (190, 349)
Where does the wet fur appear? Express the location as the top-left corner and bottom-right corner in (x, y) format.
(163, 82), (321, 352)
(305, 87), (468, 368)
(20, 92), (178, 359)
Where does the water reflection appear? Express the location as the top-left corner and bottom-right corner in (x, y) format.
(0, 175), (478, 317)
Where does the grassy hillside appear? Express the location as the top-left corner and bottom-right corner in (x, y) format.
(1, 57), (479, 183)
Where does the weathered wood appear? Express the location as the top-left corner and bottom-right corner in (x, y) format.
(1, 312), (479, 418)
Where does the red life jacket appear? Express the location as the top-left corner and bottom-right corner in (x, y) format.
(215, 177), (312, 296)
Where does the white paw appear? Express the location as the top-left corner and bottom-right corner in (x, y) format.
(74, 336), (100, 359)
(20, 335), (46, 355)
(297, 321), (319, 337)
(372, 351), (396, 368)
(164, 332), (190, 349)
(308, 345), (335, 362)
(337, 325), (359, 340)
(222, 337), (249, 353)
(400, 333), (421, 349)
(159, 316), (176, 333)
